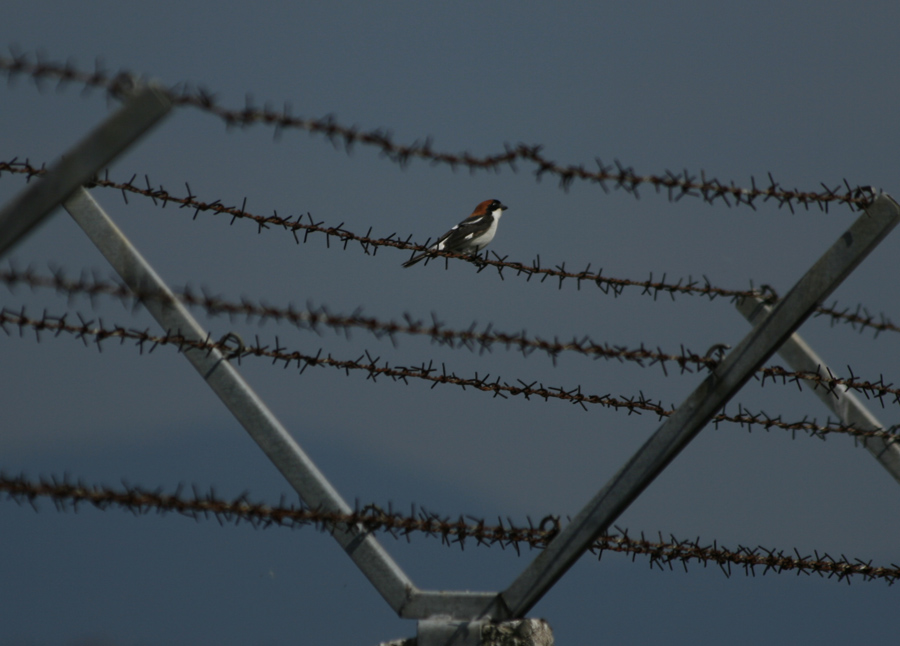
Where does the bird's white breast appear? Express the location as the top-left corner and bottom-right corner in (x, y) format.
(473, 207), (503, 249)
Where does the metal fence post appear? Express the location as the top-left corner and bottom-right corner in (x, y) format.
(63, 187), (419, 615)
(500, 194), (900, 617)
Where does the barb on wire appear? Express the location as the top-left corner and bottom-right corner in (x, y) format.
(2, 305), (898, 441)
(2, 472), (897, 584)
(0, 52), (878, 212)
(1, 160), (896, 340)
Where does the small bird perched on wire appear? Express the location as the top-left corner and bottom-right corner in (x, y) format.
(402, 199), (509, 267)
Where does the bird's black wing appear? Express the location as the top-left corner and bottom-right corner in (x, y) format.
(434, 215), (492, 252)
(402, 215), (492, 268)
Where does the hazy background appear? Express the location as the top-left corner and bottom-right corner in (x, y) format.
(2, 2), (899, 644)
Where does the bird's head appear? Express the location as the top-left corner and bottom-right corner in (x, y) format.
(471, 199), (508, 218)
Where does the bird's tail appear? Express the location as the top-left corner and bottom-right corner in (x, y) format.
(402, 253), (425, 268)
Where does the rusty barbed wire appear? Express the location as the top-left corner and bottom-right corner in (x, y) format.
(0, 264), (738, 372)
(0, 304), (683, 416)
(4, 50), (898, 603)
(2, 306), (897, 441)
(0, 52), (879, 213)
(1, 159), (896, 340)
(2, 472), (897, 584)
(2, 267), (898, 410)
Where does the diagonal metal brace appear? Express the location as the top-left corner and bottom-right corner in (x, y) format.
(501, 194), (900, 617)
(737, 294), (900, 484)
(63, 187), (419, 616)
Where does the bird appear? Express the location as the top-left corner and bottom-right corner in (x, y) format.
(402, 199), (509, 267)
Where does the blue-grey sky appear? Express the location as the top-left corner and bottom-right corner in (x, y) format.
(2, 2), (899, 644)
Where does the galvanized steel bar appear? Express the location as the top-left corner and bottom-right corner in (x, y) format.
(0, 84), (171, 258)
(63, 187), (418, 614)
(501, 194), (900, 617)
(737, 293), (900, 484)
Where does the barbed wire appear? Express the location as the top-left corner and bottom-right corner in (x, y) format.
(0, 264), (742, 372)
(0, 52), (880, 213)
(0, 304), (692, 416)
(2, 267), (898, 410)
(2, 305), (897, 441)
(1, 159), (896, 340)
(4, 49), (899, 611)
(2, 472), (896, 584)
